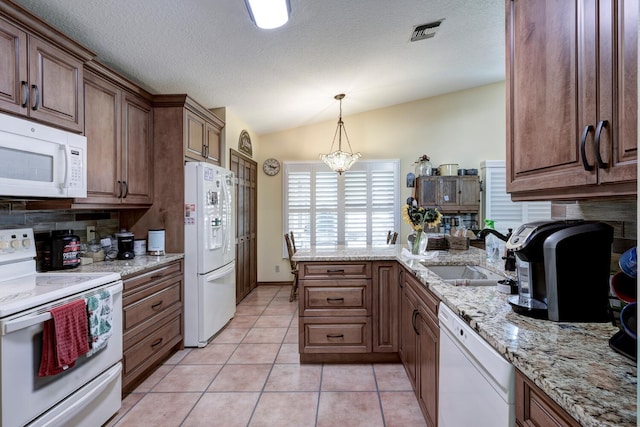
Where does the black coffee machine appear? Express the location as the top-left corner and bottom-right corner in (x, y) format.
(505, 220), (613, 322)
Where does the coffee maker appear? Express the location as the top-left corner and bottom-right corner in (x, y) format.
(505, 220), (613, 322)
(115, 231), (135, 260)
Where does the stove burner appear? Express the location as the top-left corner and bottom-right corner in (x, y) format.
(36, 276), (88, 286)
(0, 291), (36, 303)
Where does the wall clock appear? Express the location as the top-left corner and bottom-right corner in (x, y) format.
(263, 158), (281, 176)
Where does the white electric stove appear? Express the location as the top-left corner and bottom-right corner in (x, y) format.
(0, 227), (123, 427)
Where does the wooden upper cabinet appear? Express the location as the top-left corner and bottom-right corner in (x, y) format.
(121, 92), (153, 205)
(506, 0), (637, 200)
(78, 64), (153, 206)
(186, 111), (206, 160)
(0, 18), (27, 116)
(27, 36), (84, 132)
(82, 69), (121, 205)
(0, 13), (91, 132)
(185, 107), (223, 165)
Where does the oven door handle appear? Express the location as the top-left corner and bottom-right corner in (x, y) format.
(3, 312), (52, 335)
(1, 282), (123, 335)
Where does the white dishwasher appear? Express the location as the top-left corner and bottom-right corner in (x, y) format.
(438, 302), (515, 426)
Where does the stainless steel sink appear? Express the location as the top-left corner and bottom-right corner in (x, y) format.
(422, 265), (504, 286)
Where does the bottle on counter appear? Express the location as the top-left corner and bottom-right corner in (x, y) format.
(484, 219), (500, 263)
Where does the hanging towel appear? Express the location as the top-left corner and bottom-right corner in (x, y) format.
(38, 300), (90, 377)
(85, 289), (113, 357)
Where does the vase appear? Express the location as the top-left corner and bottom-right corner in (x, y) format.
(408, 231), (428, 255)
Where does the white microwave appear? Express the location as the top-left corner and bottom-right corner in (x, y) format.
(0, 114), (87, 198)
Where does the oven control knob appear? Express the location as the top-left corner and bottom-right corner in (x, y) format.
(0, 241), (8, 250)
(11, 240), (21, 249)
(22, 239), (31, 248)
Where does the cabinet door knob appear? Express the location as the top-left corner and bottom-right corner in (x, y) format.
(580, 124), (595, 171)
(594, 120), (609, 169)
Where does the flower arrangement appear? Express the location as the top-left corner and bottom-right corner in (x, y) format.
(402, 199), (442, 231)
(402, 198), (442, 254)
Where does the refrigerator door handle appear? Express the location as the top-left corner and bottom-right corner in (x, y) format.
(205, 262), (235, 282)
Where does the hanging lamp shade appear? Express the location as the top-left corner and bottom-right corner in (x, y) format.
(320, 94), (362, 174)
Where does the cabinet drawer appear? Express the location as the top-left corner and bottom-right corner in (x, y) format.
(302, 281), (370, 316)
(123, 311), (182, 376)
(299, 262), (371, 279)
(123, 278), (182, 331)
(301, 317), (371, 353)
(123, 260), (183, 293)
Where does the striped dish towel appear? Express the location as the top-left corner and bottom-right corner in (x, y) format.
(85, 289), (113, 357)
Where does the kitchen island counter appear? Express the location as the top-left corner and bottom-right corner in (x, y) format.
(293, 245), (637, 427)
(72, 253), (184, 278)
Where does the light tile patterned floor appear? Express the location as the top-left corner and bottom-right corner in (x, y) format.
(108, 285), (427, 426)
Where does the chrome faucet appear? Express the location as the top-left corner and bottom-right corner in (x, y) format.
(476, 228), (516, 271)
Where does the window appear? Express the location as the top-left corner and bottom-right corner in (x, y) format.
(481, 160), (551, 234)
(283, 160), (401, 250)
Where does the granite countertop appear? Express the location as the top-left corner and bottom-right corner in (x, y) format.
(293, 244), (637, 427)
(72, 253), (184, 278)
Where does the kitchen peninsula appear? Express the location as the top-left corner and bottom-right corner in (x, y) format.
(292, 245), (636, 427)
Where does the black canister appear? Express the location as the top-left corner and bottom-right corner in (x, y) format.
(50, 230), (81, 270)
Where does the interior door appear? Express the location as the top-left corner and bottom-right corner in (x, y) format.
(230, 149), (257, 303)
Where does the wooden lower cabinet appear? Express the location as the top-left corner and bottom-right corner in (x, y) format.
(298, 261), (399, 363)
(515, 369), (580, 427)
(122, 260), (184, 394)
(400, 266), (439, 426)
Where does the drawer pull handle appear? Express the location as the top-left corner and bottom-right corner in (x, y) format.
(326, 334), (344, 339)
(150, 274), (163, 280)
(151, 300), (164, 310)
(326, 297), (345, 303)
(151, 338), (163, 348)
(326, 269), (345, 273)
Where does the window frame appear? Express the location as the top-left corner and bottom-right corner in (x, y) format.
(282, 159), (401, 253)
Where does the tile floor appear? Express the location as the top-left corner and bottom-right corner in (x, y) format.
(108, 285), (427, 427)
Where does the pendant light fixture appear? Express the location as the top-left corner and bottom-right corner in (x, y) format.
(244, 0), (291, 30)
(320, 94), (362, 175)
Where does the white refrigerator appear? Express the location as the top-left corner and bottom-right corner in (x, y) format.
(184, 162), (236, 347)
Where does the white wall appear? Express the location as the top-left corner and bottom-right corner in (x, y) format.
(255, 81), (507, 282)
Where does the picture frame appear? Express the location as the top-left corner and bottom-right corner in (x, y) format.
(238, 129), (253, 157)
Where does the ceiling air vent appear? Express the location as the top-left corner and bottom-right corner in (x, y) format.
(410, 19), (444, 42)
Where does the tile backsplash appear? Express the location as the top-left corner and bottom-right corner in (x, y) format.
(0, 201), (120, 243)
(551, 198), (637, 253)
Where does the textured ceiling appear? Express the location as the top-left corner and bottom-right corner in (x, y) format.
(12, 0), (505, 135)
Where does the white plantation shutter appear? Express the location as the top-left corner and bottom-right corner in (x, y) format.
(481, 160), (551, 234)
(286, 170), (311, 249)
(315, 171), (338, 247)
(283, 160), (400, 252)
